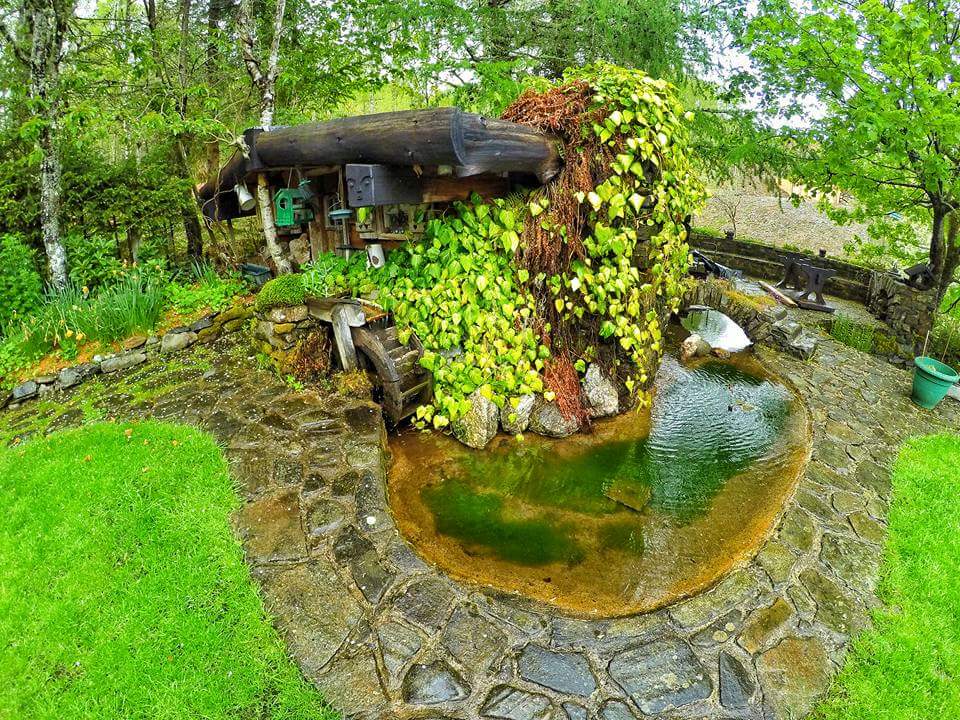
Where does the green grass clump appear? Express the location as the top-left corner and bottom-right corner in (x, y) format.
(829, 313), (876, 353)
(255, 273), (306, 312)
(164, 261), (246, 315)
(814, 434), (960, 719)
(0, 421), (335, 720)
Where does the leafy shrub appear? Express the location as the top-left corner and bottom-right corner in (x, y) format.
(64, 233), (124, 290)
(0, 235), (43, 332)
(830, 313), (876, 353)
(254, 274), (305, 312)
(872, 330), (901, 356)
(930, 314), (960, 364)
(165, 261), (245, 315)
(302, 253), (372, 298)
(5, 277), (164, 367)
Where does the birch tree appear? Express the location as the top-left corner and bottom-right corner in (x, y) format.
(237, 0), (291, 274)
(1, 0), (73, 288)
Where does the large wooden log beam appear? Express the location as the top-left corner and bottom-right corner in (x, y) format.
(198, 108), (561, 221)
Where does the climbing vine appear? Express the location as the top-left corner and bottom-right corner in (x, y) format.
(305, 63), (704, 430)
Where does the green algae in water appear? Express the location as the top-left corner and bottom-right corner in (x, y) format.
(422, 480), (585, 565)
(414, 359), (793, 566)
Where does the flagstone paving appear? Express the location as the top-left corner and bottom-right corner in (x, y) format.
(3, 325), (957, 719)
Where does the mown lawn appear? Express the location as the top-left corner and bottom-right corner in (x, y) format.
(0, 421), (335, 720)
(816, 434), (960, 719)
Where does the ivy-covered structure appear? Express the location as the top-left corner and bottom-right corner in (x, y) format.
(207, 64), (704, 447)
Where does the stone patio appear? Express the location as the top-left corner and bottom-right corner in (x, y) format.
(2, 311), (958, 720)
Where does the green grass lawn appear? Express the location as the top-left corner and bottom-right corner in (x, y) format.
(816, 434), (960, 719)
(0, 421), (335, 720)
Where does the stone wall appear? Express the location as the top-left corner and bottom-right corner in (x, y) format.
(251, 304), (331, 374)
(690, 232), (873, 303)
(3, 301), (254, 410)
(867, 273), (938, 351)
(683, 279), (819, 359)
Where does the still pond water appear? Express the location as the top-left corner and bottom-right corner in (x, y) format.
(388, 353), (810, 616)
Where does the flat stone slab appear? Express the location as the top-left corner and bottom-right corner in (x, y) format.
(608, 638), (712, 714)
(481, 685), (553, 720)
(403, 660), (470, 705)
(519, 644), (597, 697)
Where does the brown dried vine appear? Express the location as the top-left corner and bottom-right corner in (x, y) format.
(501, 81), (621, 422)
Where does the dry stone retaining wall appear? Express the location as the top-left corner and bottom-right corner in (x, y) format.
(867, 273), (938, 351)
(689, 232), (873, 303)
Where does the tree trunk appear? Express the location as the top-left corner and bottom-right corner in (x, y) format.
(28, 1), (70, 289)
(238, 0), (290, 273)
(929, 202), (948, 296)
(937, 210), (960, 306)
(256, 173), (291, 274)
(38, 120), (67, 288)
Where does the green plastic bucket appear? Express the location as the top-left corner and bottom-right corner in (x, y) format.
(911, 356), (959, 409)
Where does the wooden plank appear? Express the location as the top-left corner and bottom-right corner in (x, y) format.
(198, 109), (560, 221)
(421, 174), (510, 203)
(759, 281), (798, 307)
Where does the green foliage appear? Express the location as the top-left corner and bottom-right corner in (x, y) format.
(2, 277), (165, 373)
(64, 234), (124, 290)
(930, 314), (960, 364)
(814, 434), (960, 719)
(301, 253), (373, 298)
(744, 0), (960, 294)
(375, 196), (547, 429)
(829, 314), (876, 354)
(550, 64), (704, 397)
(254, 274), (306, 312)
(323, 66), (703, 428)
(164, 262), (246, 315)
(0, 421), (333, 719)
(0, 234), (43, 332)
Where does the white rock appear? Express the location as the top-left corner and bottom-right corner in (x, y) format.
(680, 332), (712, 362)
(582, 364), (619, 418)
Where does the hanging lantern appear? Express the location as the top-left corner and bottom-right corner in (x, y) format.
(234, 183), (255, 212)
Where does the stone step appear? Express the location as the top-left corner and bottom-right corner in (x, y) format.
(772, 319), (802, 341)
(789, 332), (818, 360)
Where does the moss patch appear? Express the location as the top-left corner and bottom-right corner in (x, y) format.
(254, 274), (306, 312)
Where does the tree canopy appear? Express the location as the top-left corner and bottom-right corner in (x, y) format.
(744, 0), (960, 297)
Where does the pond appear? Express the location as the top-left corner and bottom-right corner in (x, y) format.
(388, 353), (810, 616)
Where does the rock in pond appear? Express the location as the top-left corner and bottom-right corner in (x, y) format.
(500, 393), (535, 434)
(680, 332), (712, 362)
(453, 390), (499, 449)
(528, 397), (579, 438)
(582, 364), (618, 418)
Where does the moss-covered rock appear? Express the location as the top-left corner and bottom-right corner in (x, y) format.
(254, 274), (306, 312)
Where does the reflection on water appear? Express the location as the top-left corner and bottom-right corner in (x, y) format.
(388, 354), (810, 616)
(682, 308), (752, 352)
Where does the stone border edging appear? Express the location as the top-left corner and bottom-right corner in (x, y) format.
(2, 302), (255, 411)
